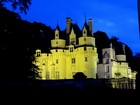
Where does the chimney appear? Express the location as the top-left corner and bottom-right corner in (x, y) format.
(88, 19), (93, 36)
(66, 17), (72, 34)
(122, 44), (125, 54)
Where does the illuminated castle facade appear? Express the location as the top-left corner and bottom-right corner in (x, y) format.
(34, 17), (136, 80)
(97, 44), (136, 79)
(35, 18), (98, 80)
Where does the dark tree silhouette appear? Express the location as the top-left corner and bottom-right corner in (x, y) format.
(0, 0), (31, 14)
(73, 72), (87, 80)
(94, 31), (110, 63)
(133, 53), (140, 90)
(0, 7), (40, 80)
(110, 36), (133, 68)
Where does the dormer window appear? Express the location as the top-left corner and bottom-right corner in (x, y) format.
(70, 47), (73, 52)
(37, 52), (40, 57)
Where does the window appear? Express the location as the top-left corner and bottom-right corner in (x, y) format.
(84, 31), (86, 34)
(42, 59), (45, 65)
(46, 71), (50, 79)
(56, 41), (58, 44)
(105, 75), (109, 78)
(105, 65), (109, 73)
(84, 47), (86, 51)
(56, 59), (58, 64)
(37, 52), (40, 57)
(70, 47), (73, 52)
(105, 59), (109, 64)
(72, 58), (75, 64)
(84, 38), (86, 41)
(56, 71), (59, 79)
(85, 57), (88, 62)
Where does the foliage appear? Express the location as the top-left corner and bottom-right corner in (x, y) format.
(0, 7), (40, 80)
(133, 53), (140, 71)
(94, 31), (110, 62)
(0, 0), (31, 14)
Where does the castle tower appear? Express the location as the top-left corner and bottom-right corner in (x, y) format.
(79, 21), (95, 46)
(51, 25), (66, 48)
(66, 17), (72, 34)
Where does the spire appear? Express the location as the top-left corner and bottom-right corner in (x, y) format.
(56, 20), (60, 31)
(84, 12), (88, 27)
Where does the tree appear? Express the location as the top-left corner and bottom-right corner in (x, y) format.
(110, 36), (133, 68)
(133, 53), (140, 90)
(0, 0), (31, 14)
(73, 72), (87, 80)
(94, 31), (110, 63)
(0, 7), (39, 80)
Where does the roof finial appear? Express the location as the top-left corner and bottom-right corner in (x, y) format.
(56, 19), (60, 30)
(84, 12), (87, 22)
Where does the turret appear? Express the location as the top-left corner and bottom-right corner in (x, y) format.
(51, 24), (66, 48)
(55, 24), (60, 39)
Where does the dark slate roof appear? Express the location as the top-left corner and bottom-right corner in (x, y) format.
(64, 23), (82, 45)
(82, 21), (92, 36)
(56, 24), (60, 31)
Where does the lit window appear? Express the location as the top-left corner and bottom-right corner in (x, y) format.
(85, 57), (88, 62)
(56, 59), (58, 64)
(70, 47), (73, 52)
(56, 71), (59, 79)
(37, 52), (40, 57)
(84, 38), (86, 41)
(72, 58), (75, 64)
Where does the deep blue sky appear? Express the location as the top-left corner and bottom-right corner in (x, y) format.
(6, 0), (140, 55)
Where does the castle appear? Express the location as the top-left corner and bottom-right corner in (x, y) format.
(34, 17), (136, 81)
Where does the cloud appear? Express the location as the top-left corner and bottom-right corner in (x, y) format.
(97, 19), (115, 27)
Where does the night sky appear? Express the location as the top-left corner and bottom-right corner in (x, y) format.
(6, 0), (140, 55)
